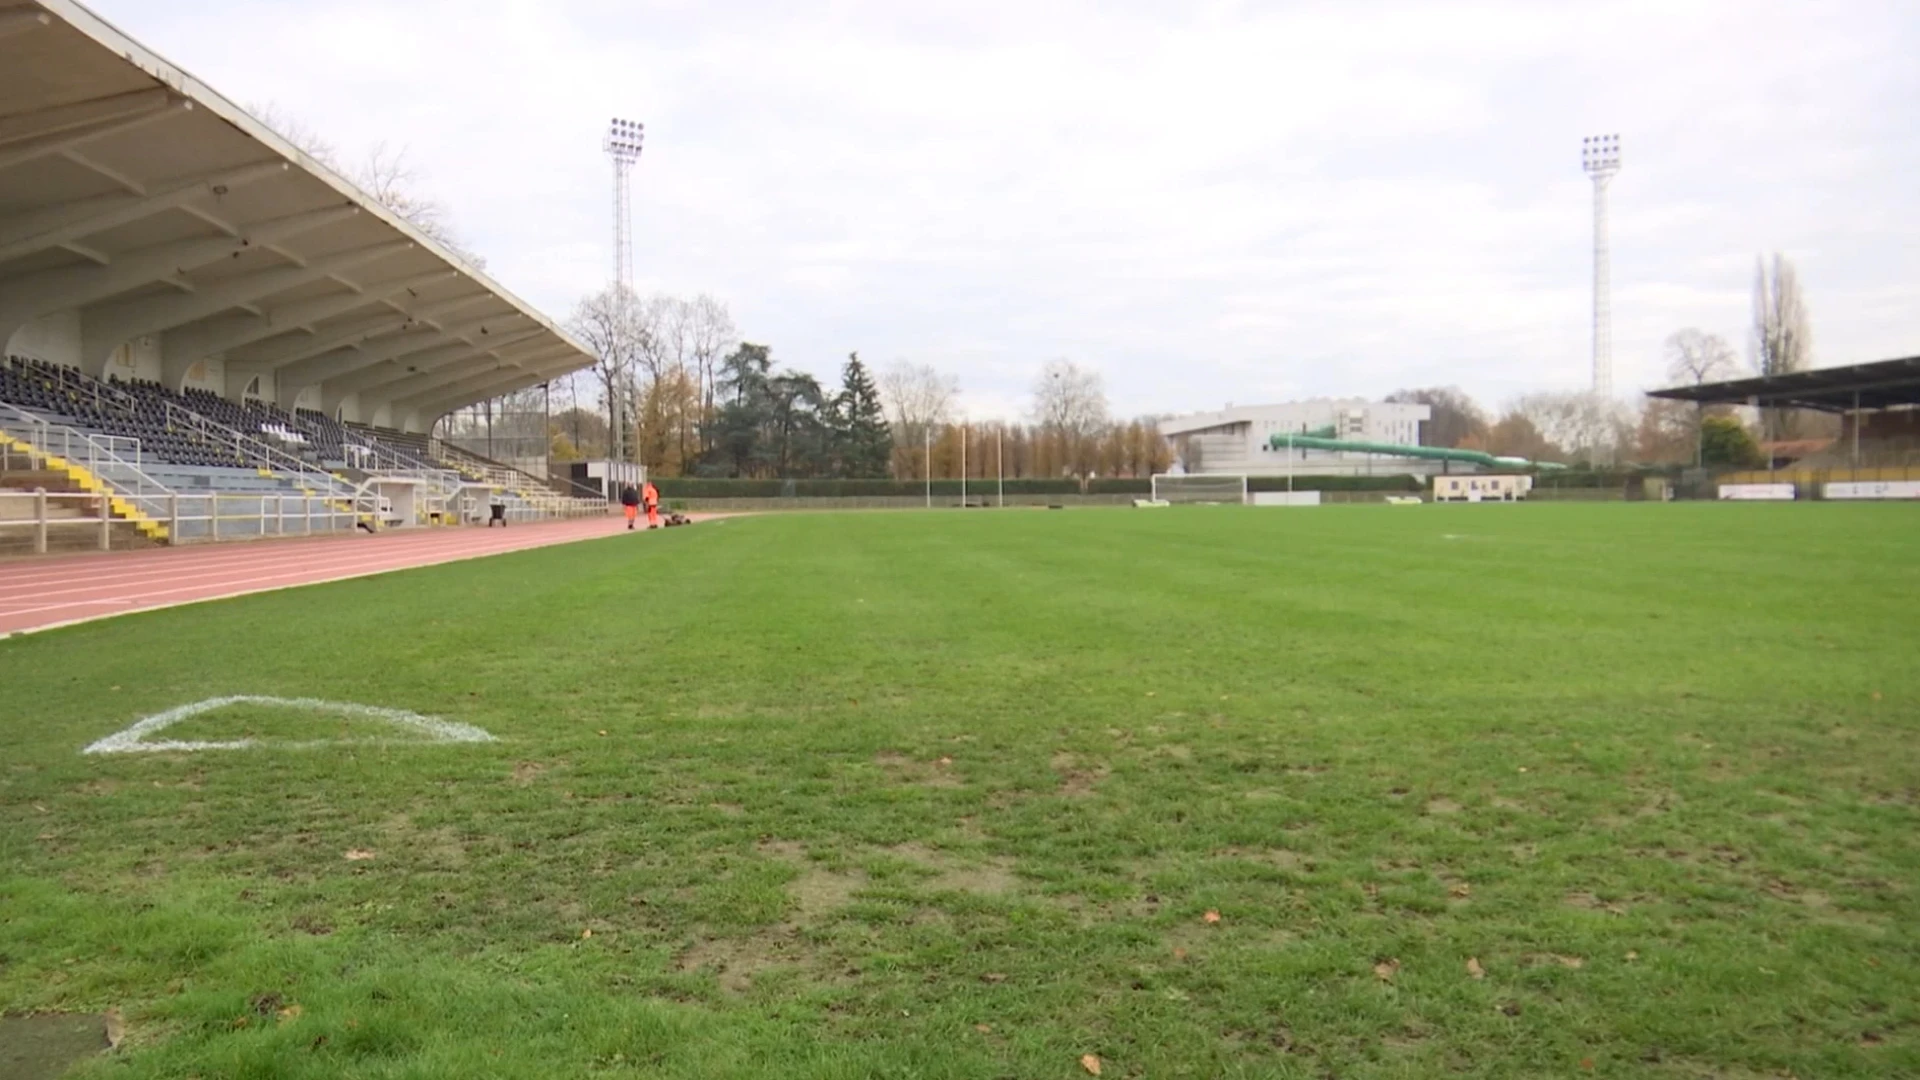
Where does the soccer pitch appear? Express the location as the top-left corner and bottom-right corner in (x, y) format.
(3, 504), (1915, 1078)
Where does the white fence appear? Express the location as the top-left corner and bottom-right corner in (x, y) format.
(0, 489), (120, 553)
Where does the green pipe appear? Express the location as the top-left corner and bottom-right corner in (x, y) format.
(1266, 433), (1564, 470)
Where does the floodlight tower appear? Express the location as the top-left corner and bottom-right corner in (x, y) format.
(604, 118), (645, 292)
(1581, 133), (1621, 399)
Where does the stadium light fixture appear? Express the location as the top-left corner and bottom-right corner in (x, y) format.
(1580, 133), (1622, 402)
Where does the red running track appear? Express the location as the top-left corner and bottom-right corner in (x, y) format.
(0, 515), (649, 638)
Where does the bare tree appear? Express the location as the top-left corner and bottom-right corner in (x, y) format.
(684, 295), (738, 445)
(1752, 253), (1813, 442)
(1030, 359), (1109, 477)
(566, 286), (647, 463)
(1665, 328), (1741, 467)
(1384, 386), (1487, 447)
(1511, 391), (1631, 465)
(248, 103), (484, 268)
(880, 361), (959, 478)
(1665, 328), (1740, 387)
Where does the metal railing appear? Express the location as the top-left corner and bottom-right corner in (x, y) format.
(162, 490), (367, 544)
(0, 489), (122, 553)
(0, 400), (176, 519)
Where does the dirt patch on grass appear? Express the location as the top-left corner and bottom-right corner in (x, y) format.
(1564, 891), (1630, 915)
(1213, 847), (1312, 873)
(1051, 751), (1110, 798)
(1424, 797), (1463, 816)
(889, 842), (1019, 895)
(0, 1013), (114, 1079)
(759, 840), (868, 919)
(509, 761), (546, 786)
(676, 930), (809, 993)
(875, 750), (964, 789)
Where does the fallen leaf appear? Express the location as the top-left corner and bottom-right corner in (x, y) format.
(1450, 882), (1473, 898)
(597, 729), (608, 737)
(343, 849), (375, 861)
(1172, 947), (1189, 961)
(1580, 1057), (1595, 1070)
(1554, 955), (1585, 969)
(936, 756), (953, 767)
(1373, 958), (1400, 982)
(981, 972), (1007, 983)
(974, 1023), (993, 1034)
(1080, 1053), (1103, 1075)
(581, 928), (593, 939)
(1517, 767), (1529, 773)
(32, 804), (48, 814)
(1145, 691), (1156, 697)
(1466, 957), (1485, 980)
(1202, 910), (1222, 925)
(1625, 950), (1639, 962)
(277, 1004), (303, 1023)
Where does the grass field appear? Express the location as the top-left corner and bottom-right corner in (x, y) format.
(2, 504), (1917, 1079)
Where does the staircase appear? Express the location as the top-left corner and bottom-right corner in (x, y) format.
(0, 413), (172, 545)
(0, 466), (159, 555)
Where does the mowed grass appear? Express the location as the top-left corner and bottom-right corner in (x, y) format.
(2, 504), (1917, 1079)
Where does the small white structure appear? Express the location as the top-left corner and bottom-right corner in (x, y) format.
(1433, 474), (1531, 502)
(1159, 400), (1433, 477)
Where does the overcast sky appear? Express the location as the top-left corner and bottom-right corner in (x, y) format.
(95, 0), (1920, 420)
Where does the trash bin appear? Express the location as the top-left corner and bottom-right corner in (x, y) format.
(488, 501), (507, 527)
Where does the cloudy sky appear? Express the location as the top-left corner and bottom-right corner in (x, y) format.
(94, 0), (1920, 419)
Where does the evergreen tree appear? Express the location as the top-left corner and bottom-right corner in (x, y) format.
(835, 352), (893, 478)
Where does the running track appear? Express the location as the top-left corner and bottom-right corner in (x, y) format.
(0, 515), (652, 638)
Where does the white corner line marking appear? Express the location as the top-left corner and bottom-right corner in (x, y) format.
(82, 695), (497, 754)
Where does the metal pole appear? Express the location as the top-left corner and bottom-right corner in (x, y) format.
(961, 422), (967, 508)
(210, 494), (218, 542)
(33, 487), (47, 555)
(1852, 390), (1861, 470)
(997, 426), (1004, 508)
(169, 493), (179, 541)
(99, 492), (110, 550)
(925, 427), (931, 508)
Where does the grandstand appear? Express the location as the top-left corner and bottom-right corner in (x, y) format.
(0, 0), (602, 551)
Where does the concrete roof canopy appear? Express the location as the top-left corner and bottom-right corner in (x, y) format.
(1646, 355), (1920, 413)
(0, 0), (592, 432)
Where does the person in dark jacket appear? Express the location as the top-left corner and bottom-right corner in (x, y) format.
(619, 482), (640, 530)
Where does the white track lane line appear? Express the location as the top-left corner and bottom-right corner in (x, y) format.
(0, 520), (615, 591)
(0, 529), (624, 616)
(0, 522), (631, 637)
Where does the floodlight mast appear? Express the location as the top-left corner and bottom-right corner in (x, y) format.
(604, 118), (644, 294)
(1581, 134), (1621, 399)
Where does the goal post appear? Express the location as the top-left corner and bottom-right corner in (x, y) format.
(1150, 473), (1249, 505)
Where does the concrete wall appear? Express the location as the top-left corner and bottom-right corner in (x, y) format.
(5, 311), (82, 368)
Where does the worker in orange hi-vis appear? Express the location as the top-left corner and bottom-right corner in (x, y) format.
(642, 478), (663, 529)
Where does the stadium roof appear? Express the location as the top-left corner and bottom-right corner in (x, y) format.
(0, 0), (593, 431)
(1646, 355), (1920, 413)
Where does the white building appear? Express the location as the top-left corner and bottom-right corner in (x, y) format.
(1158, 400), (1439, 477)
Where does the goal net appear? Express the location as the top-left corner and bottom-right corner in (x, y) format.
(1150, 473), (1249, 505)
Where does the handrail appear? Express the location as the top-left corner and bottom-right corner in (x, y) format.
(0, 400), (176, 512)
